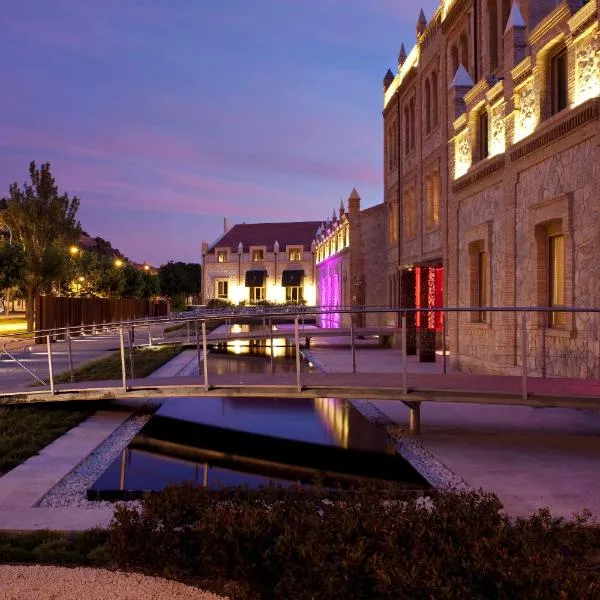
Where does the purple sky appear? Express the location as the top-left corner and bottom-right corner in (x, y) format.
(0, 0), (439, 266)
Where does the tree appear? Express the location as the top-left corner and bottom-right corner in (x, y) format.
(121, 264), (144, 298)
(140, 271), (160, 299)
(0, 161), (81, 330)
(158, 262), (201, 298)
(0, 242), (26, 317)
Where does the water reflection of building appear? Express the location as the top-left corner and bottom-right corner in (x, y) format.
(202, 221), (320, 306)
(313, 188), (387, 328)
(314, 397), (349, 449)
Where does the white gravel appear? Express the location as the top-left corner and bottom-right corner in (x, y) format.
(0, 565), (228, 600)
(37, 355), (200, 509)
(302, 350), (469, 492)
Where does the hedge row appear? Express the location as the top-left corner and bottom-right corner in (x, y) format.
(106, 483), (600, 600)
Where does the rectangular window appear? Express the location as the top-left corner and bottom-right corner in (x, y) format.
(403, 188), (416, 239)
(478, 111), (489, 160)
(249, 286), (264, 304)
(477, 250), (488, 322)
(286, 286), (303, 303)
(551, 48), (568, 115)
(216, 280), (229, 300)
(216, 250), (227, 263)
(252, 249), (264, 262)
(548, 233), (565, 327)
(288, 248), (302, 261)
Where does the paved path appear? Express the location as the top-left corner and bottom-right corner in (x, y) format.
(307, 344), (600, 519)
(0, 350), (196, 531)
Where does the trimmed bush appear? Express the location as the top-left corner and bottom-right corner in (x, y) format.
(107, 483), (600, 600)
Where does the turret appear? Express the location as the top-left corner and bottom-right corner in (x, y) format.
(417, 9), (427, 37)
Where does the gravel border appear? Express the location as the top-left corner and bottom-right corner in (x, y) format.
(37, 355), (200, 509)
(302, 349), (470, 492)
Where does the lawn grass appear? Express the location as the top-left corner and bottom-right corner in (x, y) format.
(0, 404), (93, 475)
(53, 344), (183, 383)
(2, 345), (183, 475)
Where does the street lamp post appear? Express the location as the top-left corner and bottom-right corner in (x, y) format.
(311, 240), (316, 285)
(237, 241), (243, 287)
(273, 240), (279, 294)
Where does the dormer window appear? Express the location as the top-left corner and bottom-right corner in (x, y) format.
(288, 247), (302, 261)
(252, 249), (264, 262)
(216, 250), (228, 263)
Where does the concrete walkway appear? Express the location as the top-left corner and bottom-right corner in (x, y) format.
(0, 350), (196, 531)
(308, 342), (600, 520)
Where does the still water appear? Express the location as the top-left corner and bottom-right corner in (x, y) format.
(88, 332), (429, 500)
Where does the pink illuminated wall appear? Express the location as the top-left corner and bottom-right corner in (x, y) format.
(316, 253), (345, 328)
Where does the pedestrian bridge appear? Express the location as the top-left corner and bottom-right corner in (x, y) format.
(2, 306), (600, 434)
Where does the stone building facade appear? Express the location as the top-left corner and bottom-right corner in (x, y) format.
(202, 221), (319, 306)
(313, 188), (387, 328)
(383, 0), (600, 375)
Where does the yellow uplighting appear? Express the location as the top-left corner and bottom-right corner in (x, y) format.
(303, 283), (317, 306)
(230, 284), (247, 305)
(384, 45), (420, 108)
(69, 245), (79, 255)
(454, 129), (472, 179)
(267, 284), (285, 304)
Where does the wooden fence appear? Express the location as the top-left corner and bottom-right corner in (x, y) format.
(34, 296), (168, 341)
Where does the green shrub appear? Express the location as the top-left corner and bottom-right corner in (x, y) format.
(206, 298), (234, 309)
(106, 483), (600, 600)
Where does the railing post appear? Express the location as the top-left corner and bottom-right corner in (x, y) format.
(350, 318), (356, 374)
(66, 330), (75, 383)
(408, 401), (421, 435)
(295, 314), (301, 392)
(401, 313), (408, 395)
(521, 313), (528, 400)
(128, 327), (135, 380)
(442, 313), (447, 375)
(202, 320), (209, 391)
(186, 320), (190, 344)
(147, 323), (153, 348)
(46, 334), (55, 394)
(269, 317), (274, 374)
(119, 326), (127, 391)
(541, 312), (546, 378)
(195, 320), (202, 376)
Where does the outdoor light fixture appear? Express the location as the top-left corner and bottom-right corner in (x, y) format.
(69, 245), (79, 255)
(114, 259), (124, 268)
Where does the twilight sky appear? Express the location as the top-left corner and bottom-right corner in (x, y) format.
(0, 0), (439, 266)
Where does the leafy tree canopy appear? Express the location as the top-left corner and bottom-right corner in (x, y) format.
(158, 262), (201, 297)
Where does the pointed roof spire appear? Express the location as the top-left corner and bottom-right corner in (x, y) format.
(339, 198), (345, 215)
(398, 43), (407, 68)
(449, 64), (474, 89)
(332, 208), (337, 221)
(505, 0), (525, 33)
(383, 68), (394, 91)
(349, 187), (360, 200)
(417, 9), (427, 36)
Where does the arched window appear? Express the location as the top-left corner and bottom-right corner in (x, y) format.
(424, 79), (431, 134)
(404, 106), (410, 154)
(451, 45), (459, 77)
(460, 33), (469, 72)
(432, 71), (438, 128)
(409, 97), (416, 150)
(489, 0), (498, 71)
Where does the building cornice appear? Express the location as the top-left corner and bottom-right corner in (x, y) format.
(568, 0), (597, 40)
(511, 56), (533, 88)
(528, 1), (572, 47)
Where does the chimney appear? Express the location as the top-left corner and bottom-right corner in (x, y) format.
(223, 217), (229, 233)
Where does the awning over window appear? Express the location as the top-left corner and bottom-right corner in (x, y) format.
(281, 269), (304, 287)
(245, 270), (266, 287)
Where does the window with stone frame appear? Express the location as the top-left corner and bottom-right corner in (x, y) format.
(409, 97), (416, 150)
(431, 71), (439, 129)
(547, 223), (566, 327)
(215, 279), (229, 300)
(477, 109), (489, 161)
(469, 240), (489, 323)
(403, 187), (417, 240)
(535, 220), (567, 328)
(404, 106), (410, 154)
(388, 202), (398, 244)
(252, 248), (264, 262)
(216, 250), (228, 263)
(551, 45), (568, 115)
(288, 247), (302, 261)
(424, 78), (431, 134)
(425, 169), (440, 229)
